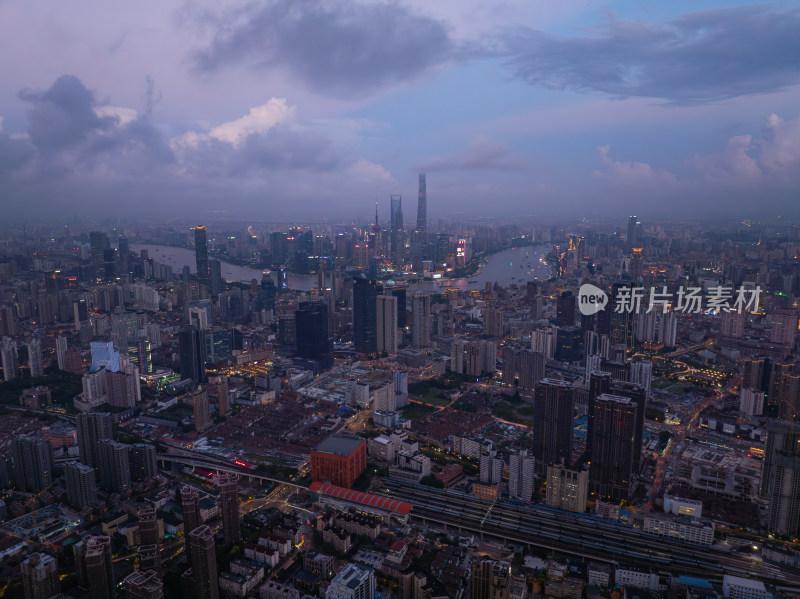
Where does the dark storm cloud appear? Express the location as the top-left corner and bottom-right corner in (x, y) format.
(193, 0), (453, 96)
(419, 137), (526, 172)
(505, 5), (800, 104)
(19, 75), (115, 153)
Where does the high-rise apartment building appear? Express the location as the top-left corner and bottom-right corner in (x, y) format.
(532, 379), (574, 475)
(190, 387), (210, 431)
(11, 436), (54, 492)
(376, 295), (398, 354)
(508, 449), (535, 502)
(64, 461), (97, 509)
(589, 393), (638, 502)
(84, 536), (114, 599)
(77, 411), (113, 469)
(412, 292), (431, 348)
(546, 462), (588, 513)
(181, 485), (201, 562)
(326, 562), (375, 599)
(218, 473), (240, 544)
(97, 439), (131, 493)
(188, 525), (219, 599)
(21, 553), (60, 599)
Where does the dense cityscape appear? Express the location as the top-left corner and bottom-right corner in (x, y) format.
(3, 1), (800, 599)
(2, 196), (800, 599)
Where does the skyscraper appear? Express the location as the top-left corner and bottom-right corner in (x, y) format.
(195, 226), (210, 288)
(64, 461), (97, 509)
(1, 337), (18, 381)
(138, 507), (161, 574)
(56, 336), (68, 371)
(21, 553), (60, 599)
(376, 295), (398, 354)
(508, 449), (535, 502)
(412, 292), (431, 348)
(517, 350), (545, 391)
(97, 439), (131, 493)
(27, 337), (43, 377)
(77, 412), (113, 469)
(416, 173), (427, 233)
(761, 420), (800, 536)
(295, 301), (333, 369)
(11, 436), (54, 492)
(353, 278), (379, 354)
(181, 485), (200, 562)
(218, 473), (240, 544)
(190, 387), (210, 431)
(188, 525), (219, 599)
(84, 536), (114, 599)
(390, 194), (404, 265)
(179, 328), (206, 384)
(627, 215), (642, 247)
(557, 291), (576, 327)
(129, 444), (157, 481)
(589, 393), (638, 502)
(532, 379), (575, 476)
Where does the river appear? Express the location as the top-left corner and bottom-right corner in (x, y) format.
(131, 244), (552, 292)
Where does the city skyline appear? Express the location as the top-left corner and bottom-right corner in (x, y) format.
(0, 1), (799, 220)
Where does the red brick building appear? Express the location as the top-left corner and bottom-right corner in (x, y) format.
(311, 434), (367, 488)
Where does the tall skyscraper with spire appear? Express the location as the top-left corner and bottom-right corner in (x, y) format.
(195, 225), (209, 287)
(416, 173), (427, 233)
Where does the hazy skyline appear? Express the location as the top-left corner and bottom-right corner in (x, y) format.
(1, 1), (799, 221)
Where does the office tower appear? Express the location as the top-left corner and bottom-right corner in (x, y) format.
(589, 393), (638, 502)
(416, 173), (427, 233)
(557, 291), (576, 327)
(26, 338), (43, 378)
(195, 225), (210, 287)
(207, 375), (230, 416)
(533, 379), (575, 475)
(470, 560), (510, 599)
(179, 328), (206, 383)
(608, 380), (647, 474)
(218, 473), (240, 544)
(56, 336), (68, 370)
(129, 444), (157, 481)
(295, 301), (333, 369)
(134, 339), (152, 375)
(1, 337), (18, 381)
(545, 462), (588, 513)
(627, 215), (642, 247)
(84, 536), (114, 599)
(479, 450), (502, 485)
(190, 387), (210, 431)
(64, 461), (97, 509)
(181, 485), (200, 561)
(610, 279), (635, 350)
(412, 292), (431, 348)
(779, 374), (800, 422)
(77, 412), (113, 468)
(12, 436), (54, 492)
(390, 286), (407, 329)
(0, 454), (13, 488)
(90, 231), (110, 269)
(508, 449), (535, 502)
(555, 326), (583, 362)
(0, 305), (17, 337)
(376, 295), (398, 354)
(390, 193), (404, 265)
(768, 361), (794, 417)
(103, 248), (117, 281)
(326, 562), (375, 599)
(21, 553), (60, 599)
(138, 507), (161, 574)
(209, 259), (223, 296)
(97, 439), (131, 493)
(517, 350), (545, 392)
(353, 278), (379, 354)
(117, 236), (130, 278)
(435, 233), (450, 268)
(120, 571), (164, 599)
(188, 525), (219, 599)
(501, 346), (517, 386)
(762, 420), (800, 536)
(587, 370), (612, 453)
(483, 306), (503, 337)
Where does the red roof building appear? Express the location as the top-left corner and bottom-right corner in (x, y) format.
(309, 482), (413, 515)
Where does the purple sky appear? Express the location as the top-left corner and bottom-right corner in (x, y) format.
(1, 0), (799, 221)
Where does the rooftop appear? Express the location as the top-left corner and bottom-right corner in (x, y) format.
(314, 434), (364, 456)
(309, 482), (413, 514)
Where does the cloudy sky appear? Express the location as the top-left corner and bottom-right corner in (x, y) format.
(1, 0), (799, 222)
